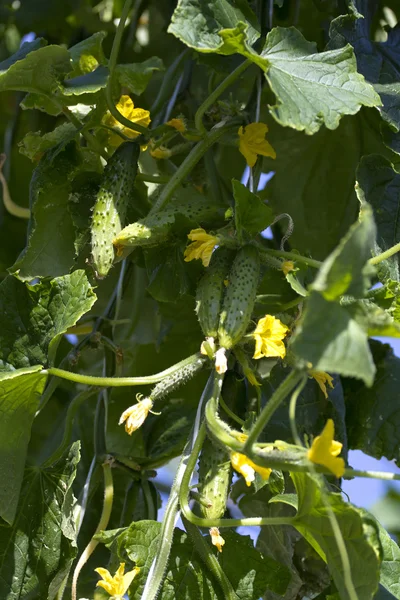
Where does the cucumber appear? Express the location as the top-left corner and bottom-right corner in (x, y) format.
(197, 434), (232, 520)
(149, 354), (207, 402)
(217, 245), (260, 349)
(195, 247), (234, 338)
(113, 197), (224, 250)
(91, 141), (140, 278)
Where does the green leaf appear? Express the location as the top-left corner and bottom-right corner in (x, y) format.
(0, 40), (71, 95)
(312, 203), (376, 301)
(232, 179), (274, 240)
(260, 27), (381, 134)
(115, 57), (164, 96)
(0, 442), (79, 595)
(356, 155), (400, 280)
(100, 521), (290, 599)
(61, 64), (109, 96)
(377, 520), (400, 599)
(289, 472), (381, 600)
(11, 143), (82, 280)
(68, 31), (107, 77)
(262, 108), (393, 260)
(0, 367), (47, 524)
(0, 270), (96, 372)
(18, 123), (77, 162)
(168, 0), (259, 53)
(343, 340), (400, 463)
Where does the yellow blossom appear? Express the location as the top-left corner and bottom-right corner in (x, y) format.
(215, 347), (228, 374)
(309, 370), (334, 399)
(238, 123), (276, 168)
(307, 419), (345, 478)
(103, 95), (150, 147)
(183, 228), (218, 267)
(252, 315), (289, 360)
(231, 452), (272, 487)
(119, 396), (153, 435)
(150, 145), (172, 159)
(166, 117), (186, 132)
(282, 260), (295, 275)
(210, 527), (225, 552)
(95, 562), (140, 598)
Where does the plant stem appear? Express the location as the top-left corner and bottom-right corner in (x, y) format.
(288, 375), (308, 447)
(344, 469), (400, 481)
(71, 460), (114, 600)
(183, 517), (237, 600)
(45, 352), (202, 387)
(243, 369), (305, 452)
(151, 48), (190, 116)
(105, 0), (149, 137)
(136, 172), (171, 184)
(369, 241), (400, 265)
(61, 105), (109, 160)
(150, 122), (238, 213)
(195, 60), (251, 134)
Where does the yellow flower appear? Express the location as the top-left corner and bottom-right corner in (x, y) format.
(166, 117), (186, 132)
(238, 123), (276, 167)
(95, 562), (140, 598)
(282, 260), (295, 275)
(119, 396), (153, 435)
(210, 527), (225, 552)
(183, 228), (218, 267)
(252, 315), (289, 360)
(307, 419), (345, 478)
(231, 452), (272, 487)
(309, 370), (334, 399)
(103, 95), (150, 147)
(150, 145), (171, 159)
(215, 347), (228, 374)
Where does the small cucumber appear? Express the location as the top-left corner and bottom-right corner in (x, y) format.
(197, 434), (232, 520)
(218, 245), (260, 349)
(149, 354), (207, 402)
(113, 197), (224, 250)
(195, 247), (234, 338)
(91, 141), (140, 278)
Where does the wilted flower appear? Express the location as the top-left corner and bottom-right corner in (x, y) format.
(119, 396), (153, 435)
(309, 370), (334, 399)
(230, 452), (272, 487)
(210, 527), (225, 552)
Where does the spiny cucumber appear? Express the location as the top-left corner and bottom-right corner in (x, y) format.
(197, 434), (232, 520)
(196, 247), (234, 338)
(218, 245), (260, 349)
(113, 197), (224, 250)
(149, 354), (208, 402)
(91, 141), (140, 278)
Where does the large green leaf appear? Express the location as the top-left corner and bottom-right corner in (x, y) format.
(0, 367), (47, 524)
(356, 154), (400, 279)
(168, 0), (260, 53)
(289, 472), (381, 600)
(68, 31), (107, 77)
(116, 57), (164, 96)
(0, 40), (71, 95)
(259, 27), (381, 134)
(99, 521), (290, 599)
(0, 270), (96, 371)
(291, 208), (376, 385)
(343, 340), (400, 464)
(18, 123), (77, 162)
(232, 179), (274, 241)
(0, 442), (79, 596)
(377, 520), (400, 599)
(11, 143), (82, 280)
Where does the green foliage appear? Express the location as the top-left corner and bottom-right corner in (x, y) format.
(2, 0), (400, 598)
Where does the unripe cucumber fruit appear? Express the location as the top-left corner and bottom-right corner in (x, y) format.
(197, 434), (232, 520)
(196, 247), (234, 338)
(91, 141), (140, 278)
(149, 354), (207, 401)
(218, 245), (260, 349)
(113, 197), (224, 250)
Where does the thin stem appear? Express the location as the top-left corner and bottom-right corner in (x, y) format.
(142, 477), (157, 521)
(344, 468), (400, 481)
(61, 105), (109, 160)
(219, 394), (244, 426)
(259, 247), (322, 269)
(151, 48), (190, 116)
(105, 0), (149, 137)
(136, 172), (170, 184)
(150, 122), (238, 213)
(0, 154), (30, 218)
(46, 352), (202, 387)
(195, 60), (251, 134)
(369, 242), (400, 265)
(71, 460), (114, 600)
(288, 376), (308, 447)
(183, 517), (237, 600)
(243, 369), (305, 452)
